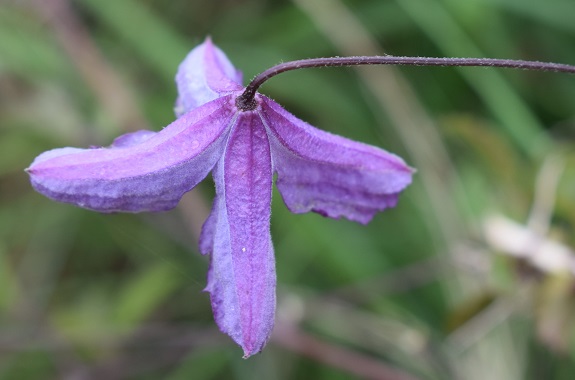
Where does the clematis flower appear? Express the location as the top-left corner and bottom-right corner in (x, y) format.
(27, 38), (414, 357)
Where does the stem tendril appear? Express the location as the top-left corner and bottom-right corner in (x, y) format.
(236, 55), (575, 111)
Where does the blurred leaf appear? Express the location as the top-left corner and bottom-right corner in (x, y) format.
(536, 273), (573, 352)
(0, 8), (71, 77)
(483, 0), (575, 34)
(0, 350), (57, 380)
(113, 262), (181, 326)
(446, 290), (497, 332)
(52, 284), (116, 348)
(165, 349), (228, 380)
(0, 243), (19, 312)
(0, 131), (45, 176)
(397, 0), (551, 159)
(79, 0), (190, 82)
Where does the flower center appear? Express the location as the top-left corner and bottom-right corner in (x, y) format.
(235, 91), (258, 112)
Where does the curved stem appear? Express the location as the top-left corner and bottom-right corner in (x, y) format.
(235, 56), (575, 110)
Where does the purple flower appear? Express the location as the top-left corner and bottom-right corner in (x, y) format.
(27, 38), (414, 357)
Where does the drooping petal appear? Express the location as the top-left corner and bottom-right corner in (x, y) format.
(110, 130), (157, 148)
(175, 37), (243, 116)
(259, 96), (414, 224)
(202, 110), (276, 358)
(28, 96), (236, 213)
(199, 196), (219, 256)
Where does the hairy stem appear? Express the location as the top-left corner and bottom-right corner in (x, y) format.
(236, 56), (575, 110)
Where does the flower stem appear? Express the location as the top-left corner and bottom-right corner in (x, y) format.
(236, 55), (575, 111)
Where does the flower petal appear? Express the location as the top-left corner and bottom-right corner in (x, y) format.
(199, 196), (218, 256)
(203, 110), (276, 358)
(27, 96), (236, 213)
(175, 37), (243, 116)
(110, 130), (157, 148)
(259, 96), (414, 224)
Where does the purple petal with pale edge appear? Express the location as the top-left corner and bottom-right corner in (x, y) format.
(203, 111), (276, 358)
(199, 196), (218, 256)
(27, 96), (236, 213)
(175, 37), (242, 116)
(111, 130), (157, 148)
(259, 96), (414, 224)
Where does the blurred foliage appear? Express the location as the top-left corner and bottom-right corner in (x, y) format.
(1, 0), (575, 379)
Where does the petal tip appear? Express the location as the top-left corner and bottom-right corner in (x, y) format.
(242, 347), (262, 359)
(175, 37), (242, 115)
(203, 35), (214, 47)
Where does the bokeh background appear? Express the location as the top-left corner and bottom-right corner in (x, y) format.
(2, 0), (575, 379)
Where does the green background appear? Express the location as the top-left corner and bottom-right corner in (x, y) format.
(2, 0), (575, 379)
